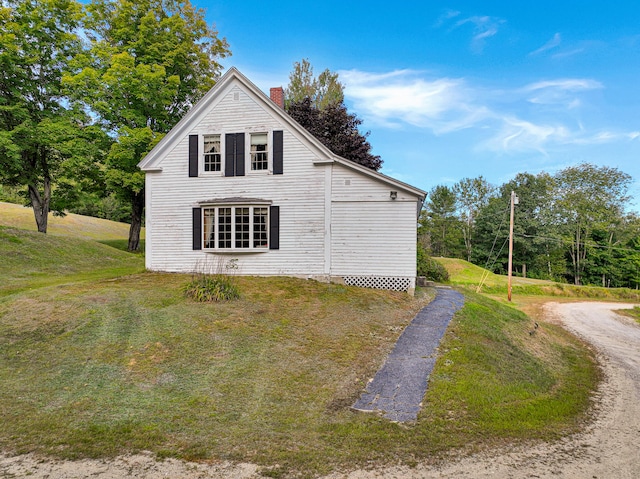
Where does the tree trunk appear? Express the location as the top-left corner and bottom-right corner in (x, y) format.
(128, 189), (144, 252)
(28, 178), (51, 233)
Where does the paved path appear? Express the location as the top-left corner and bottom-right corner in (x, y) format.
(352, 287), (465, 422)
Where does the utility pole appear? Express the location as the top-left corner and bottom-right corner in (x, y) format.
(507, 191), (518, 302)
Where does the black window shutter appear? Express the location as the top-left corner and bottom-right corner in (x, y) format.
(225, 133), (236, 177)
(192, 207), (202, 250)
(269, 205), (279, 250)
(235, 132), (245, 176)
(188, 135), (198, 177)
(273, 130), (283, 175)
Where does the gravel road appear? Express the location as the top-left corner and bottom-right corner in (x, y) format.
(328, 301), (640, 479)
(2, 302), (639, 478)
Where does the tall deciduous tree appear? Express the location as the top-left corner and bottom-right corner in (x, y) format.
(285, 58), (344, 110)
(554, 163), (631, 285)
(287, 97), (382, 170)
(65, 0), (230, 250)
(472, 172), (565, 280)
(453, 176), (494, 262)
(0, 0), (85, 232)
(285, 60), (381, 170)
(419, 185), (462, 257)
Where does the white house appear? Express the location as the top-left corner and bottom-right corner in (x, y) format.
(138, 68), (426, 292)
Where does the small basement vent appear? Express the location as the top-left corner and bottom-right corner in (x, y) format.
(343, 276), (412, 292)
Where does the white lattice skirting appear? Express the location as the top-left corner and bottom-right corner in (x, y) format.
(343, 276), (413, 292)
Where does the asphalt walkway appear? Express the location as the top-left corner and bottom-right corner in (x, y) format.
(352, 287), (465, 422)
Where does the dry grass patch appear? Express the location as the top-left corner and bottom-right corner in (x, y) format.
(0, 201), (142, 241)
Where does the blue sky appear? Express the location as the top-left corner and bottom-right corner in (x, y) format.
(203, 1), (640, 209)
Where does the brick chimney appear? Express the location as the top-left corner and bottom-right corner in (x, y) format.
(270, 87), (284, 109)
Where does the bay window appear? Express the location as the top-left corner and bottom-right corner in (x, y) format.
(201, 204), (271, 250)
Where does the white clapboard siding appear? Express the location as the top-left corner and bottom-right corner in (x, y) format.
(329, 163), (418, 278)
(141, 68), (425, 290)
(145, 84), (327, 276)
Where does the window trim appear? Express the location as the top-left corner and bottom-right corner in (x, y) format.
(200, 200), (273, 252)
(250, 132), (269, 171)
(197, 130), (283, 176)
(202, 134), (222, 172)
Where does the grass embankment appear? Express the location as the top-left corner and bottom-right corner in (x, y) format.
(0, 227), (144, 296)
(618, 306), (640, 324)
(0, 226), (600, 477)
(436, 257), (640, 303)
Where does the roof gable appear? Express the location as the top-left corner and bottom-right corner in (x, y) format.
(138, 67), (426, 199)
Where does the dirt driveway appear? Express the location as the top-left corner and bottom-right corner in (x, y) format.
(2, 302), (639, 478)
(329, 301), (640, 479)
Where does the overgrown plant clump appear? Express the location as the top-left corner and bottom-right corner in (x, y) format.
(417, 244), (450, 282)
(183, 260), (240, 302)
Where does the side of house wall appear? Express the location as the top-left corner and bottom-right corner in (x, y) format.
(329, 163), (419, 291)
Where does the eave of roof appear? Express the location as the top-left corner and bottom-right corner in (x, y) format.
(138, 67), (426, 200)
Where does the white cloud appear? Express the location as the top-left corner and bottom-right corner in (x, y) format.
(482, 117), (569, 154)
(454, 15), (504, 52)
(434, 10), (503, 53)
(434, 9), (460, 28)
(522, 78), (603, 109)
(524, 79), (603, 92)
(339, 69), (490, 132)
(340, 69), (636, 155)
(530, 33), (562, 56)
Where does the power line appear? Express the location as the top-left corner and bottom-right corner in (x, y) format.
(518, 233), (640, 254)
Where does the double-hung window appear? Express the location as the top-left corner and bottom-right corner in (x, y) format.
(201, 204), (271, 250)
(203, 134), (221, 172)
(189, 130), (282, 177)
(250, 133), (268, 171)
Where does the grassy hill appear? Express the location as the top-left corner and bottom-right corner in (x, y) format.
(0, 227), (145, 296)
(0, 218), (602, 476)
(436, 257), (640, 302)
(0, 201), (143, 241)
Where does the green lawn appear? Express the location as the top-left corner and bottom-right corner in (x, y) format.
(436, 257), (640, 302)
(0, 226), (602, 477)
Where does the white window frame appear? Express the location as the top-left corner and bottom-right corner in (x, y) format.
(202, 203), (270, 252)
(202, 134), (222, 172)
(250, 132), (269, 171)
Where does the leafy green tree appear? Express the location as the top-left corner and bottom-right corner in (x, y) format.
(586, 213), (640, 288)
(0, 0), (87, 232)
(285, 59), (381, 170)
(285, 59), (344, 109)
(454, 176), (494, 262)
(64, 0), (230, 250)
(419, 185), (463, 257)
(553, 163), (631, 285)
(621, 231), (640, 290)
(481, 172), (565, 280)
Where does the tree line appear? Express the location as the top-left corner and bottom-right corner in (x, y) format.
(0, 0), (231, 250)
(0, 1), (381, 250)
(420, 164), (640, 288)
